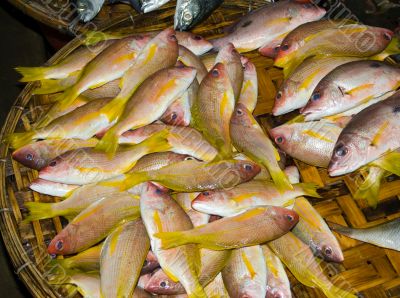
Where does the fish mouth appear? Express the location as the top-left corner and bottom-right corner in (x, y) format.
(327, 163), (347, 177)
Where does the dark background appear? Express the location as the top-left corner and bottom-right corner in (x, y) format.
(0, 0), (399, 297)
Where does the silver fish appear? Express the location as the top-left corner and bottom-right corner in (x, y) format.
(76, 0), (105, 22)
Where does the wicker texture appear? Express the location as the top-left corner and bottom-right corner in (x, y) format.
(1, 1), (400, 297)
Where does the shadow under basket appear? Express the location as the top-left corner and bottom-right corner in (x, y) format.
(1, 1), (400, 297)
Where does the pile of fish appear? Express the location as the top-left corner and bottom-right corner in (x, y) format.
(9, 1), (400, 297)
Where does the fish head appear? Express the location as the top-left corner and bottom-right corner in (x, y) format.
(175, 32), (213, 55)
(12, 143), (47, 170)
(266, 286), (291, 298)
(366, 27), (394, 49)
(230, 103), (254, 127)
(202, 63), (231, 93)
(216, 42), (241, 64)
(300, 83), (345, 120)
(170, 66), (198, 85)
(270, 124), (295, 152)
(39, 156), (75, 182)
(272, 78), (298, 116)
(240, 283), (267, 298)
(317, 241), (344, 263)
(232, 160), (262, 183)
(155, 28), (179, 51)
(174, 0), (201, 31)
(120, 125), (165, 144)
(191, 190), (233, 214)
(144, 269), (180, 294)
(328, 136), (365, 176)
(76, 0), (103, 22)
(271, 206), (299, 230)
(47, 229), (75, 255)
(141, 252), (160, 275)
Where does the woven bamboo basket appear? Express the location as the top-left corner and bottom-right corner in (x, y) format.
(1, 1), (400, 297)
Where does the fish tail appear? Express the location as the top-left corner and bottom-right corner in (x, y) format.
(22, 202), (58, 223)
(299, 183), (322, 198)
(370, 37), (400, 61)
(83, 31), (119, 46)
(139, 129), (172, 154)
(5, 131), (37, 149)
(269, 167), (293, 193)
(320, 282), (357, 298)
(153, 231), (190, 249)
(117, 172), (150, 191)
(372, 152), (400, 176)
(33, 79), (69, 95)
(53, 87), (79, 111)
(15, 66), (54, 82)
(100, 97), (128, 122)
(45, 259), (75, 285)
(187, 282), (207, 298)
(354, 167), (385, 208)
(95, 127), (120, 157)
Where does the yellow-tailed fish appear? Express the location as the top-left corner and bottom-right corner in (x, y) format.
(238, 60), (258, 113)
(262, 245), (292, 298)
(354, 166), (386, 208)
(178, 45), (208, 82)
(270, 121), (342, 168)
(38, 130), (172, 185)
(329, 93), (400, 176)
(268, 232), (357, 298)
(47, 192), (140, 255)
(7, 98), (113, 149)
(191, 63), (235, 159)
(140, 183), (206, 297)
(230, 103), (292, 192)
(100, 219), (150, 298)
(81, 78), (121, 100)
(98, 28), (179, 125)
(154, 206), (299, 250)
(211, 0), (325, 53)
(204, 273), (229, 298)
(192, 180), (320, 217)
(275, 22), (393, 77)
(96, 66), (196, 156)
(32, 71), (80, 95)
(145, 249), (231, 295)
(222, 245), (267, 297)
(174, 192), (210, 227)
(29, 179), (80, 197)
(301, 60), (400, 121)
(15, 40), (114, 81)
(292, 197), (343, 262)
(116, 159), (260, 192)
(215, 43), (244, 100)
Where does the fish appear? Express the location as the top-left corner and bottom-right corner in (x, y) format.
(39, 35), (151, 127)
(76, 0), (105, 22)
(262, 245), (292, 298)
(178, 45), (208, 82)
(174, 0), (223, 31)
(238, 60), (258, 113)
(191, 63), (235, 159)
(32, 71), (80, 94)
(268, 232), (357, 298)
(211, 0), (325, 53)
(270, 121), (342, 168)
(353, 166), (386, 208)
(215, 43), (244, 100)
(38, 130), (172, 185)
(160, 80), (198, 127)
(141, 0), (170, 13)
(154, 206), (299, 250)
(292, 197), (343, 262)
(222, 246), (267, 298)
(144, 249), (231, 295)
(15, 40), (113, 81)
(140, 183), (206, 297)
(7, 98), (113, 149)
(204, 273), (229, 297)
(192, 180), (320, 217)
(200, 52), (216, 71)
(12, 138), (98, 170)
(96, 66), (196, 156)
(47, 192), (140, 255)
(330, 219), (400, 251)
(48, 243), (102, 272)
(98, 28), (179, 126)
(275, 22), (393, 77)
(29, 179), (79, 197)
(230, 103), (292, 191)
(141, 251), (160, 275)
(80, 78), (121, 100)
(115, 159), (260, 192)
(329, 93), (400, 176)
(273, 56), (362, 116)
(174, 192), (210, 227)
(100, 219), (150, 298)
(301, 60), (400, 121)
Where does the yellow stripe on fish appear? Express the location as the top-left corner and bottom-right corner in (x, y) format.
(153, 210), (163, 233)
(220, 91), (232, 119)
(371, 121), (389, 146)
(302, 129), (334, 143)
(265, 17), (292, 27)
(241, 250), (256, 279)
(234, 207), (265, 222)
(345, 83), (374, 96)
(299, 68), (323, 90)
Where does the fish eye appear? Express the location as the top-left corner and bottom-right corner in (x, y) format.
(171, 112), (178, 120)
(211, 69), (219, 77)
(143, 260), (148, 266)
(311, 92), (321, 101)
(202, 191), (210, 196)
(335, 144), (348, 157)
(274, 46), (280, 52)
(55, 240), (63, 251)
(280, 44), (289, 51)
(236, 108), (244, 116)
(160, 281), (167, 288)
(183, 11), (193, 22)
(184, 156), (195, 161)
(285, 214), (294, 222)
(276, 91), (282, 100)
(155, 188), (163, 195)
(275, 136), (284, 144)
(49, 160), (57, 167)
(384, 32), (392, 41)
(193, 35), (202, 40)
(169, 34), (177, 41)
(243, 164), (253, 171)
(26, 153), (34, 161)
(325, 247), (332, 255)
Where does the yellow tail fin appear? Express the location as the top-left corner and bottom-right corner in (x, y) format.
(354, 167), (385, 208)
(33, 79), (68, 95)
(22, 202), (56, 223)
(269, 167), (293, 193)
(100, 97), (128, 122)
(298, 183), (321, 198)
(95, 127), (120, 157)
(83, 31), (121, 46)
(187, 281), (207, 298)
(372, 152), (400, 176)
(114, 172), (150, 191)
(153, 231), (189, 249)
(15, 66), (54, 82)
(320, 282), (357, 298)
(53, 87), (80, 110)
(6, 131), (36, 149)
(371, 37), (400, 61)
